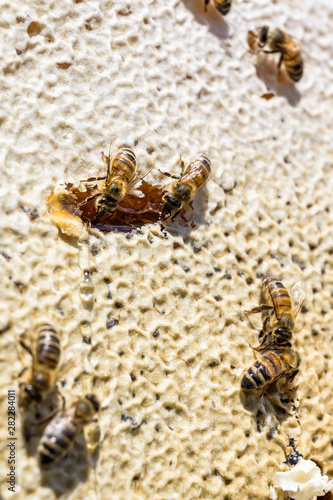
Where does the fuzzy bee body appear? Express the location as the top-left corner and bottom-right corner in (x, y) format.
(241, 347), (300, 392)
(38, 395), (99, 468)
(79, 145), (142, 219)
(205, 0), (232, 15)
(96, 147), (137, 217)
(262, 277), (293, 331)
(258, 26), (303, 82)
(19, 323), (61, 406)
(245, 277), (306, 349)
(161, 153), (213, 220)
(36, 324), (61, 370)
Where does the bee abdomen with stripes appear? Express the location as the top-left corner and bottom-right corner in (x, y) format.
(241, 348), (300, 392)
(38, 395), (99, 468)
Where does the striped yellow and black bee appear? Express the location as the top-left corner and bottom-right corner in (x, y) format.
(159, 152), (214, 220)
(258, 26), (303, 82)
(245, 277), (306, 349)
(38, 394), (99, 468)
(241, 347), (300, 393)
(204, 0), (231, 16)
(18, 323), (88, 415)
(79, 142), (153, 220)
(18, 323), (62, 408)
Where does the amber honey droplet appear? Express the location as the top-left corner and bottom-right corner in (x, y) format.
(261, 92), (275, 100)
(57, 62), (72, 70)
(27, 21), (43, 37)
(69, 179), (164, 232)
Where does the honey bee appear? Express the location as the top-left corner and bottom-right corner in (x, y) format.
(37, 394), (99, 468)
(18, 323), (62, 407)
(204, 0), (231, 16)
(241, 347), (300, 393)
(79, 143), (152, 219)
(159, 152), (214, 220)
(18, 323), (88, 418)
(258, 26), (303, 82)
(245, 277), (306, 349)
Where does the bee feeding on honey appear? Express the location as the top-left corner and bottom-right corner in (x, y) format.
(159, 152), (215, 221)
(204, 0), (231, 16)
(78, 143), (158, 217)
(72, 178), (164, 232)
(66, 142), (165, 232)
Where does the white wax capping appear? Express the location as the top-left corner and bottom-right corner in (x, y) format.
(269, 485), (277, 499)
(273, 458), (333, 500)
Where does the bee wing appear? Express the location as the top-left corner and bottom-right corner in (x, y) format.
(56, 343), (90, 381)
(126, 160), (155, 192)
(180, 152), (216, 191)
(104, 138), (120, 180)
(290, 281), (307, 318)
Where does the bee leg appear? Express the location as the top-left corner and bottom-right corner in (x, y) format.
(245, 304), (274, 315)
(158, 169), (180, 180)
(262, 50), (280, 54)
(18, 338), (33, 357)
(79, 192), (101, 206)
(189, 200), (194, 210)
(104, 211), (116, 223)
(101, 151), (109, 162)
(29, 406), (60, 429)
(179, 156), (185, 176)
(252, 332), (270, 351)
(261, 316), (272, 334)
(258, 330), (265, 339)
(288, 370), (299, 384)
(204, 0), (209, 11)
(251, 340), (275, 352)
(277, 53), (284, 71)
(259, 384), (268, 398)
(18, 367), (28, 378)
(80, 177), (106, 183)
(162, 212), (172, 221)
(171, 209), (181, 222)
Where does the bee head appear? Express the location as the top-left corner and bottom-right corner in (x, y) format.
(24, 384), (42, 403)
(109, 183), (123, 201)
(86, 394), (100, 413)
(75, 394), (99, 423)
(258, 26), (269, 47)
(34, 370), (52, 391)
(162, 192), (182, 215)
(273, 328), (292, 346)
(96, 196), (117, 216)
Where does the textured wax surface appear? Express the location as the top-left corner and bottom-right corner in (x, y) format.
(0, 0), (333, 499)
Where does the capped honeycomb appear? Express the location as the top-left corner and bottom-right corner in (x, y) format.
(0, 0), (333, 499)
